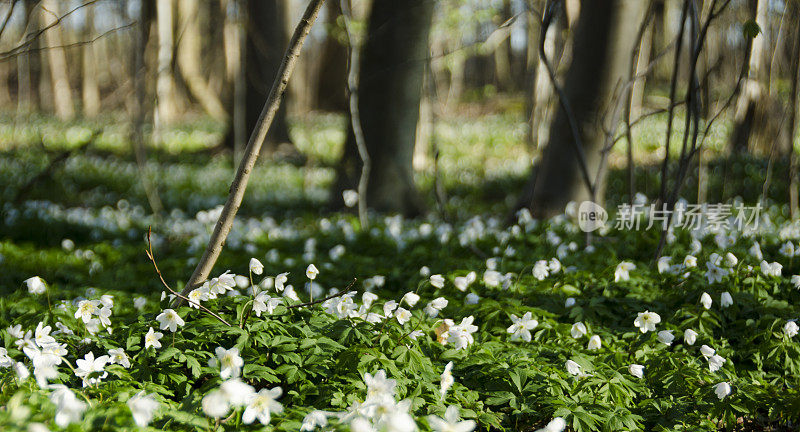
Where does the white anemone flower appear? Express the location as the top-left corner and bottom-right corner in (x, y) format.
(428, 406), (476, 432)
(633, 311), (661, 333)
(155, 309), (185, 333)
(242, 387), (284, 425)
(506, 312), (538, 342)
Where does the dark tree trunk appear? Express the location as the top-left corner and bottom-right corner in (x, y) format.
(517, 0), (646, 218)
(315, 0), (348, 112)
(229, 0), (295, 156)
(330, 0), (435, 216)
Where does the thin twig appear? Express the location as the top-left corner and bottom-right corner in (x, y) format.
(176, 0), (326, 305)
(145, 228), (232, 327)
(0, 22), (136, 61)
(2, 0), (102, 57)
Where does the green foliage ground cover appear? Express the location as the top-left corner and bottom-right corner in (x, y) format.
(1, 114), (800, 431)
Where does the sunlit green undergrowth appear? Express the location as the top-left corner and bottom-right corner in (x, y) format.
(1, 113), (800, 431)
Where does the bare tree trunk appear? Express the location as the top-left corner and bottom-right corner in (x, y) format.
(789, 6), (800, 218)
(41, 0), (74, 119)
(82, 4), (100, 117)
(529, 5), (563, 150)
(155, 0), (179, 125)
(314, 0), (348, 112)
(177, 0), (228, 121)
(730, 0), (770, 153)
(630, 17), (652, 115)
(221, 0), (246, 159)
(241, 0), (295, 155)
(330, 0), (435, 215)
(493, 0), (514, 91)
(131, 0), (163, 216)
(17, 0), (40, 113)
(518, 0), (646, 218)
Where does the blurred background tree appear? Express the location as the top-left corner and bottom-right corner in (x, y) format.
(0, 0), (798, 219)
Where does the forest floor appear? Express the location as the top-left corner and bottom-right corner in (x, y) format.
(0, 113), (799, 431)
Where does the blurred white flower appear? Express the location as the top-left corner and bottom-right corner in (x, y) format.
(714, 382), (731, 400)
(657, 330), (674, 345)
(760, 260), (783, 277)
(249, 258), (264, 275)
(301, 410), (330, 431)
(242, 387), (283, 425)
(253, 292), (282, 316)
(127, 391), (160, 427)
(720, 292), (733, 308)
(536, 417), (567, 432)
(74, 300), (100, 324)
(430, 274), (445, 289)
(565, 360), (583, 377)
(209, 347), (244, 379)
(700, 292), (713, 309)
(784, 321), (798, 338)
(700, 344), (716, 358)
(274, 273), (289, 292)
(708, 354), (726, 372)
(395, 307), (412, 325)
(705, 262), (729, 284)
(424, 297), (448, 317)
(564, 297), (576, 308)
(532, 260), (549, 281)
(571, 322), (587, 339)
(428, 406), (475, 432)
(614, 262), (636, 282)
(50, 386), (87, 427)
(684, 329), (698, 345)
(629, 364), (644, 379)
(108, 348), (130, 368)
(202, 390), (229, 418)
(440, 361), (454, 400)
(683, 255), (697, 268)
(482, 270), (502, 287)
(342, 189), (359, 207)
(401, 292), (420, 307)
(306, 264), (319, 280)
(25, 277), (46, 295)
(133, 296), (147, 311)
(587, 335), (602, 350)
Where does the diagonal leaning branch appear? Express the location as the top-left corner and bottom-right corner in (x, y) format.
(174, 0), (326, 306)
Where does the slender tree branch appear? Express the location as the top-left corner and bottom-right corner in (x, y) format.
(145, 228), (232, 327)
(1, 0), (101, 57)
(176, 0), (325, 305)
(1, 22), (136, 61)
